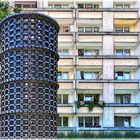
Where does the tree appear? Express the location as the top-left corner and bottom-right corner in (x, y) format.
(0, 0), (21, 21)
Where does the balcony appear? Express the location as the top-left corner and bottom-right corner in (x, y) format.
(115, 107), (139, 115)
(76, 57), (102, 69)
(58, 56), (75, 68)
(114, 58), (139, 70)
(77, 11), (102, 19)
(58, 80), (74, 89)
(114, 11), (138, 19)
(77, 106), (103, 114)
(115, 82), (139, 90)
(77, 34), (102, 47)
(58, 106), (74, 114)
(114, 34), (138, 48)
(76, 80), (103, 90)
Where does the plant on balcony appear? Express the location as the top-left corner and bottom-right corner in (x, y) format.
(87, 102), (95, 112)
(98, 101), (105, 108)
(75, 100), (105, 111)
(75, 101), (84, 109)
(0, 1), (21, 21)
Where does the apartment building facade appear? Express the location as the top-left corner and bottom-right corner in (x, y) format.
(9, 0), (140, 133)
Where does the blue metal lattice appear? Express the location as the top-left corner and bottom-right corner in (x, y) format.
(0, 13), (59, 138)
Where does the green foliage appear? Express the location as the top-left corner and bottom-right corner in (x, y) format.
(75, 100), (105, 112)
(75, 101), (84, 109)
(87, 102), (94, 112)
(0, 0), (21, 21)
(57, 131), (140, 138)
(13, 4), (21, 13)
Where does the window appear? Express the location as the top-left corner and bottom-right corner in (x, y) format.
(81, 72), (98, 80)
(78, 49), (99, 56)
(85, 27), (92, 32)
(48, 4), (53, 8)
(58, 49), (69, 56)
(115, 49), (130, 56)
(115, 94), (131, 104)
(78, 4), (84, 9)
(15, 1), (37, 9)
(93, 4), (99, 9)
(85, 94), (93, 102)
(58, 94), (68, 104)
(115, 27), (130, 32)
(78, 117), (100, 127)
(54, 4), (61, 8)
(115, 4), (123, 8)
(78, 4), (99, 9)
(78, 27), (99, 32)
(115, 117), (131, 127)
(94, 27), (99, 32)
(78, 27), (84, 32)
(78, 94), (99, 103)
(124, 4), (130, 8)
(85, 4), (92, 9)
(115, 4), (130, 8)
(58, 117), (68, 127)
(115, 72), (130, 80)
(58, 72), (68, 80)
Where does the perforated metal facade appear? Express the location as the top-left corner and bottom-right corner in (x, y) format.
(0, 13), (59, 138)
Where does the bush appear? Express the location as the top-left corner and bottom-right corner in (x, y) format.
(57, 131), (140, 138)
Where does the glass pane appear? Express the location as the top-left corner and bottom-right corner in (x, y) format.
(79, 117), (84, 127)
(63, 72), (68, 79)
(63, 95), (68, 104)
(124, 49), (130, 56)
(115, 117), (124, 127)
(84, 72), (92, 79)
(116, 50), (123, 56)
(54, 4), (61, 8)
(84, 49), (93, 55)
(124, 117), (130, 127)
(94, 27), (99, 32)
(115, 27), (123, 32)
(63, 117), (68, 126)
(63, 49), (69, 55)
(93, 4), (99, 9)
(57, 117), (62, 126)
(85, 94), (92, 102)
(94, 117), (100, 127)
(85, 4), (92, 9)
(78, 27), (84, 32)
(78, 94), (84, 101)
(124, 5), (130, 8)
(123, 94), (130, 103)
(85, 117), (92, 127)
(57, 95), (61, 104)
(57, 72), (62, 80)
(78, 49), (84, 56)
(115, 5), (123, 8)
(124, 27), (129, 32)
(85, 27), (92, 32)
(94, 94), (99, 103)
(78, 4), (84, 8)
(124, 72), (130, 79)
(115, 95), (122, 103)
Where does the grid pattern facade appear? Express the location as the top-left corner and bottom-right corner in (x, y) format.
(0, 13), (59, 138)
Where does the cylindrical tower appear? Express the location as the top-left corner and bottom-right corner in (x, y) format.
(0, 13), (59, 138)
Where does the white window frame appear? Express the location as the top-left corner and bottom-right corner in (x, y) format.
(58, 94), (69, 104)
